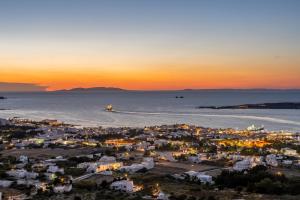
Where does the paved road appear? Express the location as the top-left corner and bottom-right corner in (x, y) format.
(73, 173), (94, 182)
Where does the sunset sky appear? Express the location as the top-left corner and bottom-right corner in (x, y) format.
(0, 0), (299, 91)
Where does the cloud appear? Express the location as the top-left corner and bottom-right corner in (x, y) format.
(0, 82), (48, 92)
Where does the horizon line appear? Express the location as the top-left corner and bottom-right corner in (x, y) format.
(2, 88), (300, 93)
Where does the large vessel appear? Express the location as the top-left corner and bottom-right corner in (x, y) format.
(105, 104), (113, 112)
(246, 124), (264, 132)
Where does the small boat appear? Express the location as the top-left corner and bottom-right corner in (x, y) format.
(105, 104), (113, 112)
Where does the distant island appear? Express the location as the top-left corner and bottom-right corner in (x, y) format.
(197, 102), (300, 109)
(56, 87), (125, 92)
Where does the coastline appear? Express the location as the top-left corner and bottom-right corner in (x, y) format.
(1, 116), (299, 133)
(1, 115), (300, 200)
(197, 102), (300, 110)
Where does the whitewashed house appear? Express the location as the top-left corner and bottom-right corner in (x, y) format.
(0, 180), (13, 188)
(188, 154), (202, 163)
(120, 157), (154, 173)
(141, 157), (155, 169)
(233, 159), (251, 171)
(158, 152), (176, 162)
(47, 165), (64, 174)
(281, 148), (298, 156)
(99, 156), (116, 163)
(6, 169), (27, 179)
(184, 171), (213, 184)
(77, 162), (93, 169)
(99, 170), (113, 175)
(18, 155), (28, 163)
(0, 118), (11, 126)
(53, 184), (72, 193)
(110, 180), (134, 192)
(17, 179), (40, 187)
(265, 154), (278, 167)
(26, 171), (39, 179)
(282, 160), (293, 165)
(85, 161), (123, 173)
(95, 162), (123, 173)
(157, 191), (169, 200)
(228, 154), (243, 161)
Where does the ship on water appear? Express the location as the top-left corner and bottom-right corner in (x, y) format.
(105, 104), (113, 112)
(246, 124), (264, 132)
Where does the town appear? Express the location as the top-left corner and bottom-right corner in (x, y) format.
(0, 118), (300, 200)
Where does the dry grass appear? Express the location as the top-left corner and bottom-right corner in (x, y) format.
(1, 147), (96, 159)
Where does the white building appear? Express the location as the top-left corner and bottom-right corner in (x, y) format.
(265, 154), (278, 167)
(77, 162), (94, 169)
(120, 164), (145, 173)
(188, 154), (202, 163)
(6, 169), (27, 179)
(99, 156), (116, 163)
(53, 184), (72, 193)
(0, 118), (11, 126)
(142, 157), (155, 169)
(228, 154), (243, 161)
(95, 162), (123, 173)
(18, 155), (28, 163)
(110, 180), (134, 192)
(17, 179), (40, 187)
(85, 161), (123, 173)
(158, 152), (176, 162)
(157, 192), (169, 200)
(184, 171), (213, 184)
(0, 180), (13, 188)
(281, 148), (298, 156)
(26, 172), (39, 179)
(120, 157), (154, 173)
(99, 170), (113, 175)
(282, 160), (293, 165)
(6, 169), (38, 180)
(233, 159), (251, 171)
(47, 165), (64, 174)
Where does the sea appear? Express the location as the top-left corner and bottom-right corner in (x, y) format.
(0, 90), (300, 132)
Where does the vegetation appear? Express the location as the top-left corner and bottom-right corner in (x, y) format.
(0, 125), (40, 139)
(157, 143), (180, 151)
(268, 140), (300, 154)
(74, 180), (97, 191)
(215, 165), (300, 195)
(65, 167), (86, 177)
(240, 147), (266, 156)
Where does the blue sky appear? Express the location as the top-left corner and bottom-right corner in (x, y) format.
(0, 0), (299, 90)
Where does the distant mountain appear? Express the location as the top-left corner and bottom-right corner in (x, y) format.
(197, 102), (300, 109)
(56, 87), (126, 92)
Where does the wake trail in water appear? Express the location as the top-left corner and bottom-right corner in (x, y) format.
(113, 110), (300, 126)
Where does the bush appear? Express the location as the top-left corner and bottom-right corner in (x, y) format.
(215, 165), (298, 195)
(254, 178), (284, 195)
(65, 167), (85, 177)
(75, 180), (97, 191)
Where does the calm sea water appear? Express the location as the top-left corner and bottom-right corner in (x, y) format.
(0, 90), (300, 131)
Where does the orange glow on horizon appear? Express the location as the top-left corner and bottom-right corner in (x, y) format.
(1, 67), (300, 91)
(1, 56), (300, 91)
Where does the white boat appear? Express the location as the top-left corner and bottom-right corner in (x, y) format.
(246, 124), (264, 131)
(105, 104), (113, 112)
